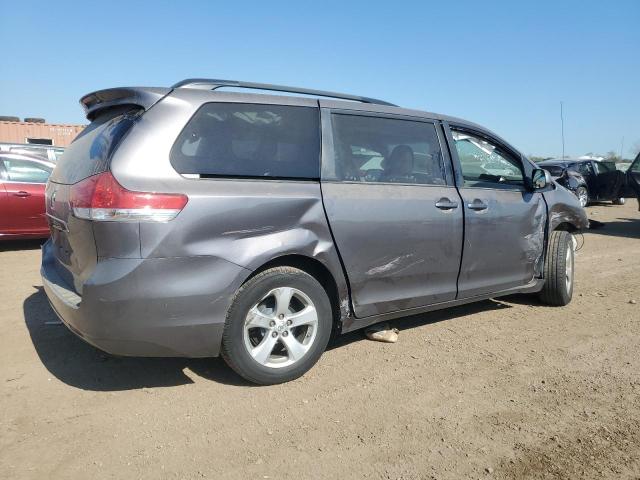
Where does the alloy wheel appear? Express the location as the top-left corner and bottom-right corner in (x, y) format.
(242, 287), (318, 368)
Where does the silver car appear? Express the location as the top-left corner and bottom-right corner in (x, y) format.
(41, 79), (590, 384)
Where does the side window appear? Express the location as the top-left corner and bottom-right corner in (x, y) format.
(330, 114), (446, 185)
(2, 158), (51, 183)
(594, 161), (614, 174)
(170, 103), (320, 179)
(574, 162), (593, 176)
(451, 130), (523, 188)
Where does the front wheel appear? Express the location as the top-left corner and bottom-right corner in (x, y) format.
(613, 197), (626, 205)
(539, 230), (575, 306)
(575, 186), (589, 208)
(221, 267), (332, 385)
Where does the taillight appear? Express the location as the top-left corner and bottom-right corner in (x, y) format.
(69, 171), (188, 222)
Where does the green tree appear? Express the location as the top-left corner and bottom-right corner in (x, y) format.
(605, 151), (621, 162)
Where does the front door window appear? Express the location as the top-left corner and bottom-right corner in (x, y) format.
(451, 131), (523, 189)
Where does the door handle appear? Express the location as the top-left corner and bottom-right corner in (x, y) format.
(435, 198), (459, 210)
(13, 191), (31, 198)
(467, 199), (488, 211)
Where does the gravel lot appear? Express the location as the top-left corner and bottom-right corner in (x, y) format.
(1, 201), (639, 480)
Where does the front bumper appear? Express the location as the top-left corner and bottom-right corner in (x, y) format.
(41, 239), (250, 357)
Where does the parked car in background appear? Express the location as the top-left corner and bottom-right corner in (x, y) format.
(0, 153), (53, 240)
(538, 159), (627, 207)
(537, 161), (590, 207)
(42, 78), (594, 385)
(621, 152), (640, 208)
(0, 143), (65, 163)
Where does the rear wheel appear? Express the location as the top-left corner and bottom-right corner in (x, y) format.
(613, 197), (626, 205)
(539, 230), (574, 306)
(221, 267), (332, 385)
(575, 186), (589, 207)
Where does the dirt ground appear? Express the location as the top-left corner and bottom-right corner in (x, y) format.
(1, 201), (639, 480)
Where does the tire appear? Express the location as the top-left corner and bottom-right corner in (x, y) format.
(221, 266), (332, 385)
(613, 197), (626, 205)
(575, 186), (589, 208)
(539, 230), (575, 306)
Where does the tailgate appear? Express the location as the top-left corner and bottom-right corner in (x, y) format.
(45, 181), (97, 294)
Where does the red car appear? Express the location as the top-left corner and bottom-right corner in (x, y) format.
(0, 153), (53, 240)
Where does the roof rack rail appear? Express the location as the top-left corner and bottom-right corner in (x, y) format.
(172, 78), (397, 107)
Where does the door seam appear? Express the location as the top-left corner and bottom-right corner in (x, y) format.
(439, 121), (465, 300)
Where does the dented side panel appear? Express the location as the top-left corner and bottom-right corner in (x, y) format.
(134, 180), (351, 327)
(457, 189), (547, 298)
(321, 182), (463, 318)
(106, 90), (351, 342)
(543, 184), (590, 232)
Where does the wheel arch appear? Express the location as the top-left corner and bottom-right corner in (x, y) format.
(552, 221), (580, 233)
(243, 254), (349, 334)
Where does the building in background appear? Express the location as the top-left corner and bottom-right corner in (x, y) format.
(0, 119), (85, 147)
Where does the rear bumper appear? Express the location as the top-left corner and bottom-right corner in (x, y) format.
(41, 239), (251, 357)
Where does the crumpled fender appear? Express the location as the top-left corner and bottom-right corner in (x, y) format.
(543, 184), (590, 231)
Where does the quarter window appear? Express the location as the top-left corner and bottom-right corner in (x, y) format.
(171, 103), (320, 179)
(452, 130), (523, 188)
(329, 114), (446, 185)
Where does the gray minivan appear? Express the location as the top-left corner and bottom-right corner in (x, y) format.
(42, 79), (591, 384)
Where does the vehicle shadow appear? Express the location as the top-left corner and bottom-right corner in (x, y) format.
(0, 238), (46, 252)
(328, 298), (513, 350)
(584, 217), (640, 239)
(23, 286), (253, 390)
(24, 285), (515, 391)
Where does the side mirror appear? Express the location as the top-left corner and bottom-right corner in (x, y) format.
(531, 168), (552, 191)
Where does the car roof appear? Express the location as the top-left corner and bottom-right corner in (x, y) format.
(0, 143), (64, 151)
(83, 82), (527, 158)
(203, 90), (526, 157)
(171, 78), (507, 138)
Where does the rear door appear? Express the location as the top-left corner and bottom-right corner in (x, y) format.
(0, 156), (51, 234)
(446, 126), (546, 298)
(592, 160), (625, 200)
(572, 161), (597, 193)
(320, 108), (463, 318)
(619, 153), (640, 202)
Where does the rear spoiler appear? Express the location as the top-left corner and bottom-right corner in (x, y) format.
(80, 87), (171, 121)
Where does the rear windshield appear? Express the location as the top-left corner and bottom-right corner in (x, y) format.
(49, 106), (139, 184)
(170, 103), (320, 179)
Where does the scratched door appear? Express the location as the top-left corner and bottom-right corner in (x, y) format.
(320, 112), (463, 318)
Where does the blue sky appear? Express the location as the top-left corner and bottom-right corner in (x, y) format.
(1, 0), (638, 158)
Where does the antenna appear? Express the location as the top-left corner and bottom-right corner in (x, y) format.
(560, 101), (565, 160)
